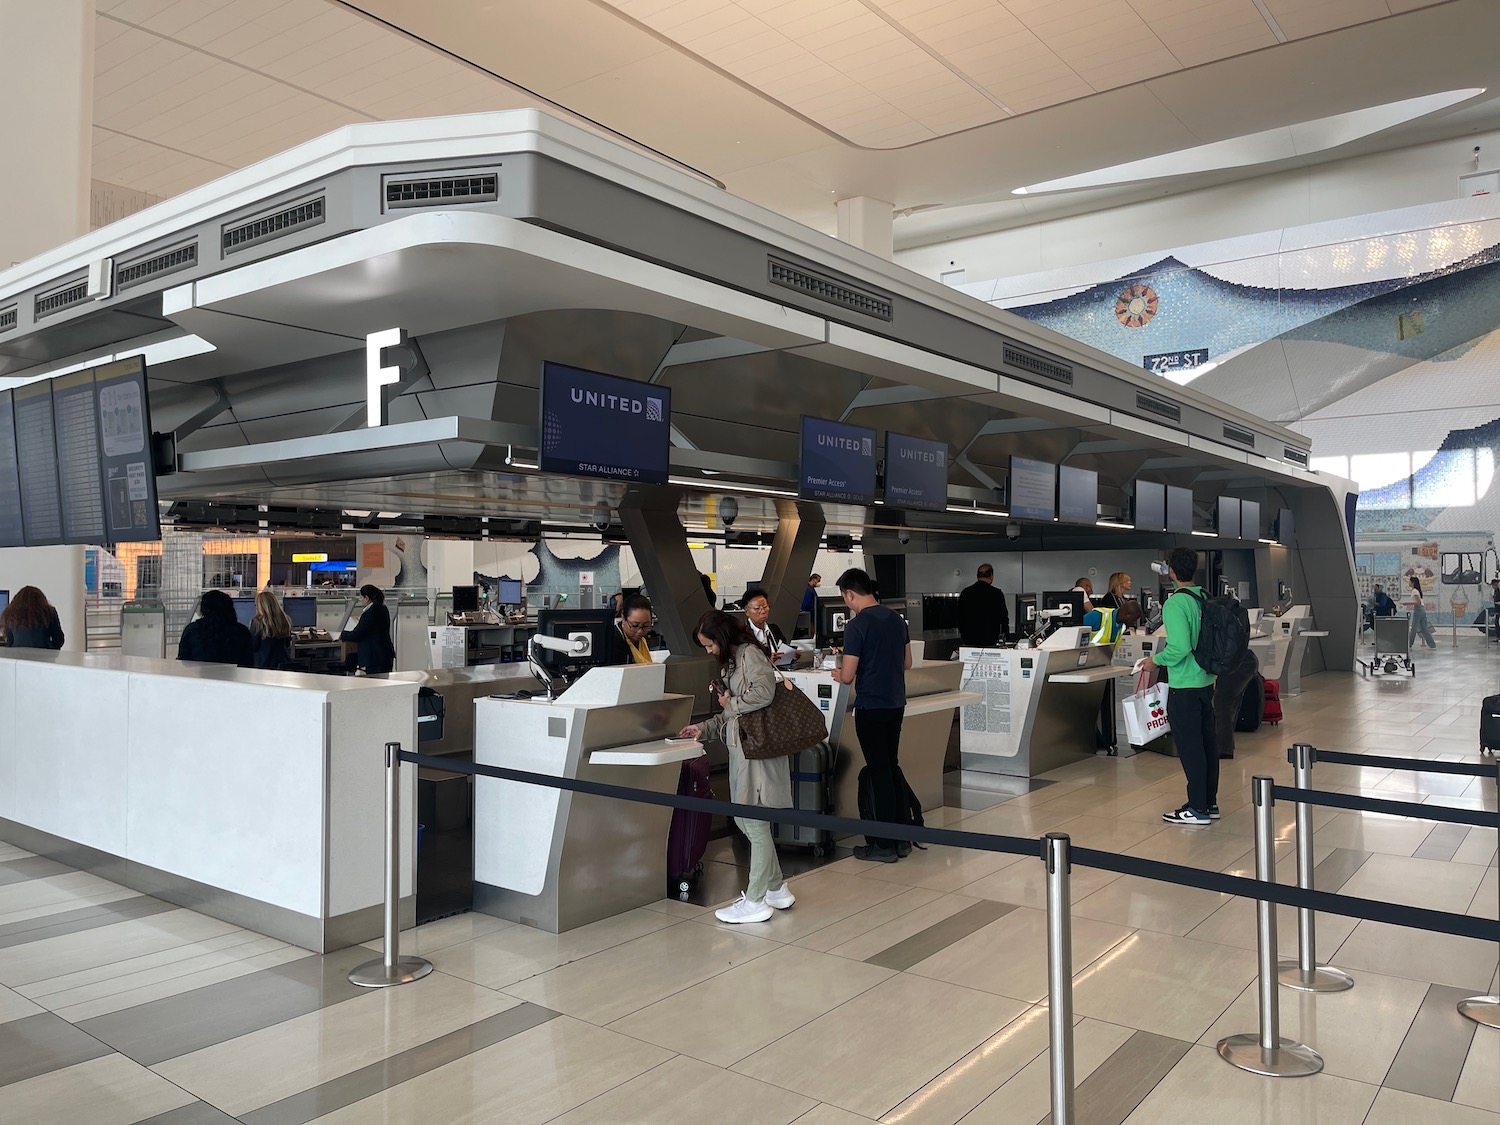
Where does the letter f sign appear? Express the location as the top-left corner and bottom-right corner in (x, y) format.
(366, 328), (406, 427)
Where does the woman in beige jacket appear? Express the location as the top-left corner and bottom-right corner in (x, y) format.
(679, 609), (795, 923)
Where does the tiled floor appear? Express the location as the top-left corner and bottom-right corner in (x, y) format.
(1, 640), (1498, 1124)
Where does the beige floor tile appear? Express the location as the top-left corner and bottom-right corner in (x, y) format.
(959, 855), (1121, 910)
(1469, 866), (1497, 919)
(1073, 874), (1231, 936)
(1186, 896), (1359, 955)
(0, 982), (43, 1024)
(1121, 1043), (1378, 1125)
(788, 1105), (878, 1125)
(697, 867), (909, 943)
(0, 872), (142, 925)
(0, 1053), (195, 1125)
(640, 896), (711, 918)
(361, 911), (511, 956)
(1047, 813), (1170, 852)
(1364, 1087), (1500, 1125)
(305, 1016), (673, 1125)
(153, 970), (519, 1115)
(907, 907), (1134, 1003)
(815, 891), (975, 961)
(829, 845), (1021, 894)
(429, 905), (681, 990)
(1124, 826), (1254, 873)
(551, 1054), (815, 1125)
(503, 918), (778, 1024)
(52, 944), (310, 1023)
(1331, 921), (1499, 991)
(1453, 1026), (1500, 1113)
(0, 907), (243, 988)
(733, 974), (1027, 1119)
(1453, 828), (1498, 869)
(955, 1018), (1137, 1125)
(1072, 932), (1257, 1041)
(1199, 968), (1429, 1085)
(1308, 811), (1447, 857)
(608, 945), (892, 1066)
(948, 802), (1078, 837)
(1338, 853), (1487, 913)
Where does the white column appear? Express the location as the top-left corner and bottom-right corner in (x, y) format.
(0, 0), (94, 269)
(835, 196), (894, 260)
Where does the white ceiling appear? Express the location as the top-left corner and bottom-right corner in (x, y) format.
(90, 0), (1500, 243)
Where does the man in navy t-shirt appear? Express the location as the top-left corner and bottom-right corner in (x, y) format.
(831, 568), (912, 862)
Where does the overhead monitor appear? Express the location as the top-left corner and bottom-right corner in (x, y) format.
(538, 361), (671, 484)
(1275, 507), (1295, 545)
(96, 356), (161, 544)
(883, 431), (948, 512)
(1057, 465), (1098, 525)
(497, 578), (523, 604)
(1133, 480), (1165, 532)
(231, 597), (257, 627)
(13, 380), (64, 546)
(1008, 456), (1057, 522)
(1166, 485), (1194, 534)
(283, 596), (317, 629)
(1217, 496), (1241, 539)
(1042, 589), (1087, 623)
(0, 392), (22, 548)
(452, 585), (480, 613)
(51, 369), (106, 545)
(1240, 499), (1261, 541)
(800, 417), (877, 505)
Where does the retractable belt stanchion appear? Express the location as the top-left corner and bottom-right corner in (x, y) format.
(1217, 776), (1324, 1076)
(1458, 759), (1500, 1029)
(348, 742), (433, 989)
(1279, 744), (1354, 993)
(1044, 833), (1076, 1125)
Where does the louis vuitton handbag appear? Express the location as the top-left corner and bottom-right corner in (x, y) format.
(737, 672), (828, 760)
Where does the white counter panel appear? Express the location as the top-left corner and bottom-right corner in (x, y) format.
(12, 661), (132, 854)
(474, 700), (569, 896)
(125, 677), (328, 917)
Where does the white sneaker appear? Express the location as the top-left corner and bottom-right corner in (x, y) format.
(764, 883), (796, 910)
(715, 895), (773, 924)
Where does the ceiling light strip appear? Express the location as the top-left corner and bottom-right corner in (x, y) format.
(1250, 0), (1289, 43)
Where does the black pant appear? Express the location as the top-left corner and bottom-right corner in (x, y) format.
(1213, 651), (1259, 757)
(1167, 685), (1218, 813)
(855, 708), (905, 850)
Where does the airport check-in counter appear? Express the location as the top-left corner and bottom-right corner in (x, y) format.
(0, 649), (418, 952)
(959, 627), (1127, 777)
(782, 653), (977, 816)
(472, 664), (696, 933)
(1250, 607), (1322, 694)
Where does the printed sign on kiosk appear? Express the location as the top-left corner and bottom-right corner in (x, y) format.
(539, 362), (671, 484)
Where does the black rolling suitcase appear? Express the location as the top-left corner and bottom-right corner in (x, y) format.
(772, 741), (834, 855)
(1235, 674), (1265, 733)
(1481, 695), (1500, 755)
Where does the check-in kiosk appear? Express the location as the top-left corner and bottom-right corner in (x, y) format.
(959, 626), (1127, 777)
(119, 601), (167, 659)
(472, 664), (696, 932)
(1250, 607), (1322, 694)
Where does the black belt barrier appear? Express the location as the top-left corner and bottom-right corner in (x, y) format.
(1272, 784), (1500, 829)
(1293, 747), (1497, 778)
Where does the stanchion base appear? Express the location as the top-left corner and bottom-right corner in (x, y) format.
(347, 956), (433, 988)
(1277, 961), (1355, 993)
(1216, 1034), (1324, 1076)
(1457, 996), (1500, 1030)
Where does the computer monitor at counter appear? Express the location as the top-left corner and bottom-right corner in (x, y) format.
(497, 578), (523, 605)
(452, 585), (480, 614)
(282, 596), (317, 629)
(534, 608), (615, 677)
(231, 598), (256, 627)
(1015, 593), (1038, 634)
(1042, 590), (1087, 624)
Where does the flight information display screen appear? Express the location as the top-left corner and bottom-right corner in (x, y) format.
(1057, 465), (1098, 525)
(52, 369), (107, 545)
(1133, 480), (1164, 532)
(96, 357), (161, 544)
(0, 391), (23, 548)
(1008, 456), (1057, 522)
(1166, 485), (1194, 534)
(13, 381), (64, 546)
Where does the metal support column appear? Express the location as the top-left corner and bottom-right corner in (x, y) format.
(617, 484), (709, 656)
(1044, 833), (1075, 1125)
(1217, 776), (1324, 1076)
(758, 498), (826, 639)
(1279, 744), (1353, 992)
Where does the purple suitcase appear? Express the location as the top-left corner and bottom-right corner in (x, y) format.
(668, 755), (713, 895)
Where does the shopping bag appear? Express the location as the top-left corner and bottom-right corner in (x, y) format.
(1121, 669), (1171, 746)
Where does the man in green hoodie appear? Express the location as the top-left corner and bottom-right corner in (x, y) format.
(1145, 547), (1218, 826)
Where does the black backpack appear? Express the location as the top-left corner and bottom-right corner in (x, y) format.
(1184, 589), (1251, 676)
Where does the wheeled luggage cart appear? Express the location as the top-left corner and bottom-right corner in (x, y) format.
(1359, 615), (1415, 678)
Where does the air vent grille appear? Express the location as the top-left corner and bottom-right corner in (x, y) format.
(1283, 447), (1309, 467)
(0, 306), (15, 333)
(222, 196), (325, 254)
(768, 257), (893, 321)
(385, 172), (498, 209)
(1002, 342), (1073, 385)
(117, 242), (198, 289)
(35, 280), (89, 320)
(1135, 392), (1181, 423)
(1222, 424), (1255, 447)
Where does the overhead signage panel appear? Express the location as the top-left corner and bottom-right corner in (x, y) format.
(800, 417), (876, 505)
(13, 381), (64, 546)
(883, 431), (948, 512)
(0, 392), (22, 548)
(1008, 456), (1056, 522)
(95, 356), (161, 544)
(538, 361), (671, 484)
(52, 369), (107, 545)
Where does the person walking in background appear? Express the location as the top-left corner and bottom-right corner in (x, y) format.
(178, 590), (254, 668)
(956, 563), (1008, 647)
(1371, 583), (1396, 617)
(1, 586), (65, 649)
(249, 590), (293, 670)
(1406, 575), (1436, 649)
(801, 574), (821, 615)
(678, 610), (795, 924)
(341, 585), (396, 674)
(1146, 548), (1218, 825)
(831, 568), (913, 863)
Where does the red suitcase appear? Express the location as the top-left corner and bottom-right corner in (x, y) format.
(668, 755), (713, 896)
(1263, 678), (1283, 725)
